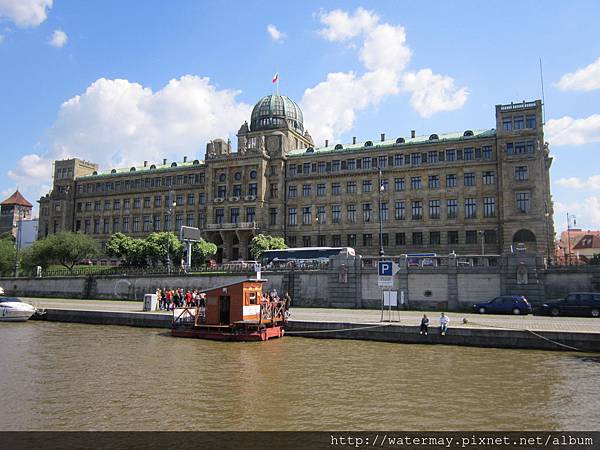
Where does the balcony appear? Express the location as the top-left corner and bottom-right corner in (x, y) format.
(499, 101), (537, 111)
(206, 221), (258, 231)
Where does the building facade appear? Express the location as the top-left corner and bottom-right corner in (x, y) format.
(38, 95), (555, 262)
(1, 190), (33, 238)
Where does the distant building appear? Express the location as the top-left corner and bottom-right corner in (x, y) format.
(38, 95), (555, 261)
(556, 229), (600, 264)
(0, 190), (33, 238)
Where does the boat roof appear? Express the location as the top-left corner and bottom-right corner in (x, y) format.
(200, 279), (267, 294)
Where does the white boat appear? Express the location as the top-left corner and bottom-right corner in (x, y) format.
(0, 297), (37, 322)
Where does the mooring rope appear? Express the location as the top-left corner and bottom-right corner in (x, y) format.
(284, 323), (392, 334)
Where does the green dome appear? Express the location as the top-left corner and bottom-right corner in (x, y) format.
(250, 94), (304, 133)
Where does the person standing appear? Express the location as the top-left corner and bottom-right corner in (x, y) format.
(419, 314), (429, 335)
(439, 312), (450, 336)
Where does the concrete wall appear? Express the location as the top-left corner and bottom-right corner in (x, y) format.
(408, 273), (448, 307)
(543, 266), (600, 299)
(457, 273), (501, 306)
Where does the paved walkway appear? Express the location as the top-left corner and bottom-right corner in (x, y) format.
(25, 297), (600, 334)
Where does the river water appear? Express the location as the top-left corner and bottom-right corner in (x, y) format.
(0, 322), (598, 431)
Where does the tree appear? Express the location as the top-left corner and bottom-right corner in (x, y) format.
(106, 233), (147, 267)
(191, 238), (217, 265)
(21, 232), (99, 273)
(250, 234), (287, 259)
(0, 234), (16, 276)
(145, 232), (184, 267)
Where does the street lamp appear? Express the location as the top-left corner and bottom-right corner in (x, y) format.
(478, 230), (485, 256)
(166, 190), (176, 273)
(13, 205), (23, 278)
(378, 170), (384, 258)
(566, 212), (576, 265)
(315, 214), (320, 247)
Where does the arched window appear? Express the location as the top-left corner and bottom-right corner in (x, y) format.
(335, 144), (343, 150)
(150, 164), (156, 169)
(130, 167), (136, 172)
(364, 140), (373, 147)
(513, 229), (536, 242)
(306, 147), (314, 153)
(171, 162), (177, 167)
(192, 160), (199, 166)
(395, 137), (405, 144)
(463, 130), (474, 137)
(111, 169), (117, 174)
(219, 173), (226, 182)
(429, 134), (439, 140)
(250, 170), (257, 179)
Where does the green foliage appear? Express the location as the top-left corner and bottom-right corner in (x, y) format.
(21, 232), (99, 273)
(250, 234), (287, 259)
(106, 233), (148, 267)
(0, 234), (16, 275)
(145, 232), (184, 267)
(191, 238), (218, 265)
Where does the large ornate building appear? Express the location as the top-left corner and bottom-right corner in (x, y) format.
(38, 95), (555, 261)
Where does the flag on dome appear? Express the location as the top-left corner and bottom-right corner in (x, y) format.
(272, 72), (279, 84)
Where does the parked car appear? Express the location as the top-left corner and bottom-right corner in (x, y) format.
(473, 295), (532, 315)
(540, 293), (600, 318)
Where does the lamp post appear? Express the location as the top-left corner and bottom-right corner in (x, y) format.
(315, 215), (320, 247)
(167, 190), (176, 273)
(378, 170), (384, 258)
(478, 230), (485, 256)
(566, 212), (575, 265)
(13, 205), (23, 278)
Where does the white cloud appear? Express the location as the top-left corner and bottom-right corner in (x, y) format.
(317, 7), (379, 42)
(266, 24), (286, 43)
(8, 76), (252, 193)
(546, 114), (600, 146)
(556, 56), (600, 92)
(554, 197), (600, 231)
(0, 0), (52, 27)
(555, 175), (600, 190)
(49, 28), (67, 47)
(401, 69), (469, 119)
(302, 7), (468, 144)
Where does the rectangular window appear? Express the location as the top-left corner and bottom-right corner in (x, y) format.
(428, 151), (438, 163)
(104, 200), (111, 210)
(446, 174), (457, 187)
(316, 205), (326, 224)
(514, 115), (524, 130)
(164, 214), (171, 231)
(484, 197), (496, 217)
(175, 194), (184, 206)
(332, 160), (340, 172)
(429, 200), (440, 219)
(113, 219), (121, 233)
(380, 202), (388, 221)
(230, 208), (240, 224)
(303, 163), (310, 174)
(482, 146), (492, 160)
(465, 198), (477, 218)
(484, 230), (497, 244)
(447, 199), (458, 218)
(483, 171), (495, 185)
(395, 201), (405, 220)
(514, 141), (526, 154)
(269, 208), (277, 226)
(248, 183), (258, 196)
(154, 195), (162, 208)
(122, 217), (129, 233)
(380, 233), (389, 246)
(287, 236), (296, 247)
(515, 166), (528, 181)
(103, 219), (109, 234)
(246, 207), (256, 223)
(288, 185), (297, 198)
(302, 206), (312, 225)
(526, 140), (535, 153)
(362, 203), (372, 222)
(332, 182), (341, 195)
(466, 230), (478, 244)
(394, 154), (404, 166)
(318, 162), (326, 173)
(362, 157), (371, 169)
(186, 213), (194, 227)
(464, 172), (475, 187)
(153, 215), (161, 232)
(347, 181), (356, 194)
(411, 201), (422, 220)
(332, 205), (341, 223)
(175, 214), (183, 231)
(506, 143), (514, 155)
(302, 236), (311, 247)
(363, 180), (372, 193)
(395, 232), (406, 246)
(215, 208), (224, 224)
(347, 234), (357, 247)
(412, 232), (423, 245)
(446, 149), (456, 161)
(464, 148), (474, 160)
(302, 184), (311, 197)
(332, 234), (341, 246)
(381, 179), (388, 192)
(363, 233), (373, 247)
(516, 192), (530, 213)
(411, 176), (421, 190)
(316, 183), (326, 196)
(378, 155), (387, 168)
(187, 194), (195, 205)
(347, 159), (356, 170)
(410, 153), (421, 166)
(269, 183), (278, 199)
(430, 231), (441, 246)
(288, 207), (297, 226)
(428, 175), (440, 189)
(394, 177), (405, 191)
(503, 118), (512, 131)
(143, 215), (151, 232)
(448, 231), (458, 245)
(526, 115), (536, 128)
(94, 201), (101, 211)
(347, 205), (356, 223)
(289, 165), (297, 177)
(132, 217), (140, 232)
(143, 197), (151, 208)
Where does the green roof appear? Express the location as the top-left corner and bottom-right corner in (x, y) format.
(288, 128), (496, 157)
(78, 159), (205, 180)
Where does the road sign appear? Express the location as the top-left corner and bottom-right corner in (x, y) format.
(378, 261), (400, 276)
(378, 276), (393, 287)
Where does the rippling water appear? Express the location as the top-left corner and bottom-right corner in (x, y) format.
(0, 322), (598, 430)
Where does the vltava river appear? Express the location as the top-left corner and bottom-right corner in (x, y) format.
(0, 322), (598, 430)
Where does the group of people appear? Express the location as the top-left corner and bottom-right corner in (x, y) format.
(419, 312), (450, 336)
(154, 288), (206, 311)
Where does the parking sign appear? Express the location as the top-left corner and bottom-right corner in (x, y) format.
(378, 261), (399, 276)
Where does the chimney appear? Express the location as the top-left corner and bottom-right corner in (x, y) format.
(183, 156), (187, 163)
(325, 139), (329, 147)
(352, 137), (356, 145)
(380, 133), (385, 142)
(163, 158), (167, 165)
(143, 161), (148, 167)
(411, 130), (416, 139)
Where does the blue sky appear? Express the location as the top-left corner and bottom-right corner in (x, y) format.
(1, 0), (600, 232)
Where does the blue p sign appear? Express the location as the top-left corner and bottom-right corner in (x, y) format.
(378, 261), (393, 276)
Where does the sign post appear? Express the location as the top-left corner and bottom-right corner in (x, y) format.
(378, 261), (400, 321)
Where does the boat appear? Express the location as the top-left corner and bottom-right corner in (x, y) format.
(0, 296), (37, 322)
(171, 279), (287, 341)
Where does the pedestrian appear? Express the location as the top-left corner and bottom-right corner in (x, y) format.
(419, 314), (429, 335)
(161, 288), (167, 310)
(185, 290), (192, 307)
(155, 288), (162, 311)
(166, 289), (173, 310)
(439, 312), (449, 336)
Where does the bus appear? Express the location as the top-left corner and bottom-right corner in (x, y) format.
(259, 247), (355, 268)
(406, 253), (437, 267)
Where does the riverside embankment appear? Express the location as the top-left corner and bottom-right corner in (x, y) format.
(28, 298), (600, 352)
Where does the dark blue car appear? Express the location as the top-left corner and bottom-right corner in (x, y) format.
(473, 295), (532, 315)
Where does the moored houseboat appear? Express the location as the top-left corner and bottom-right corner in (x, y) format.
(171, 279), (287, 341)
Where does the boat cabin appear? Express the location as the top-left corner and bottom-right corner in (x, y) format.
(204, 279), (265, 325)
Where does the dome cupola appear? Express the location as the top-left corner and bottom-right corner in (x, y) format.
(250, 94), (304, 133)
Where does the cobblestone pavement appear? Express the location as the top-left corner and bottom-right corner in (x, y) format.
(26, 297), (600, 334)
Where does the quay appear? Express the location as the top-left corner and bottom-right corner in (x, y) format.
(26, 298), (600, 352)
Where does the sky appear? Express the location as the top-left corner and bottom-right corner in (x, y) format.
(1, 0), (600, 232)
